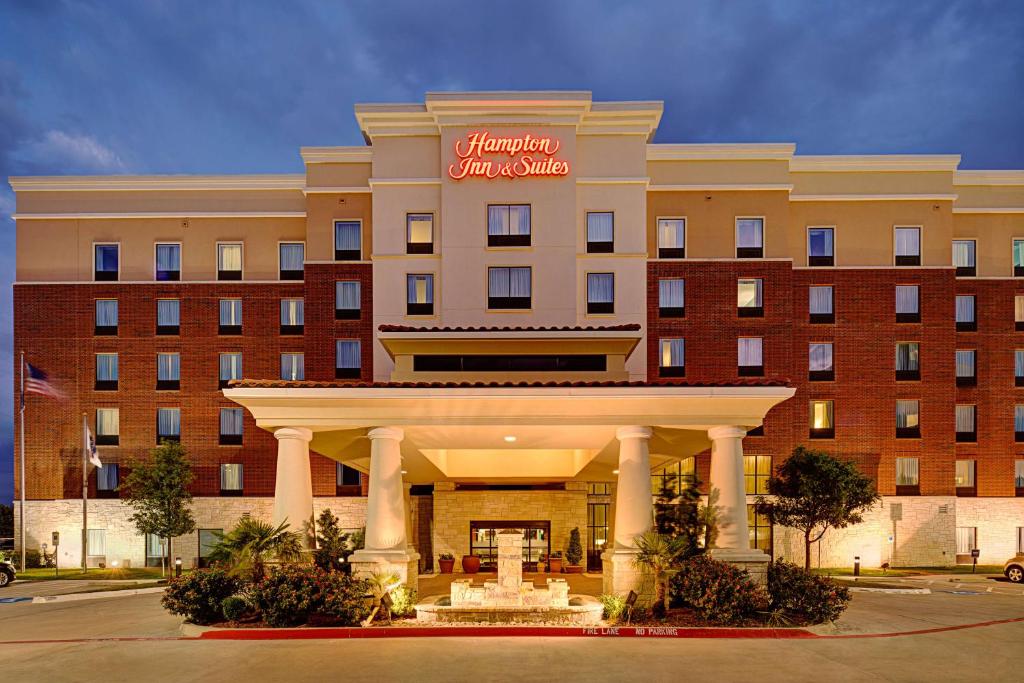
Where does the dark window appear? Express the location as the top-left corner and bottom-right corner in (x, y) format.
(469, 520), (550, 572)
(413, 354), (607, 373)
(94, 245), (119, 281)
(586, 212), (614, 253)
(335, 221), (362, 260)
(487, 205), (531, 247)
(336, 463), (362, 496)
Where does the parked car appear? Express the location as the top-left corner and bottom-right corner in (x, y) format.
(1004, 554), (1024, 583)
(0, 560), (16, 587)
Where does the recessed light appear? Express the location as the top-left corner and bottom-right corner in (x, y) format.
(401, 470), (408, 474)
(612, 469), (619, 475)
(504, 435), (517, 443)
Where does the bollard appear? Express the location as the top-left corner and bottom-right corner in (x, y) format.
(854, 556), (860, 577)
(174, 557), (182, 578)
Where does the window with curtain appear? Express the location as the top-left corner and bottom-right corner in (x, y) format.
(406, 214), (434, 254)
(1016, 295), (1024, 330)
(895, 285), (920, 322)
(955, 295), (976, 330)
(658, 279), (685, 317)
(1014, 240), (1024, 277)
(95, 299), (118, 335)
(955, 350), (976, 386)
(219, 299), (242, 334)
(96, 463), (119, 495)
(146, 534), (164, 566)
(219, 408), (243, 445)
(94, 244), (119, 281)
(809, 400), (834, 437)
(1016, 407), (1024, 441)
(809, 343), (833, 381)
(96, 408), (119, 445)
(737, 279), (763, 316)
(156, 299), (180, 334)
(659, 338), (685, 376)
(407, 274), (435, 315)
(336, 340), (361, 379)
(807, 227), (834, 266)
(220, 463), (243, 495)
(1015, 460), (1024, 489)
(955, 460), (976, 489)
(281, 353), (304, 381)
(894, 227), (921, 265)
(956, 527), (977, 555)
(955, 405), (976, 442)
(952, 240), (976, 276)
(896, 457), (920, 487)
(487, 267), (532, 309)
(279, 243), (305, 280)
(156, 352), (180, 390)
(895, 342), (920, 380)
(586, 212), (614, 253)
(743, 455), (772, 494)
(217, 243), (242, 280)
(809, 285), (834, 323)
(219, 353), (242, 389)
(736, 218), (764, 258)
(334, 221), (362, 260)
(95, 353), (118, 390)
(896, 400), (920, 438)
(87, 529), (106, 558)
(587, 273), (614, 314)
(657, 218), (685, 258)
(738, 337), (764, 376)
(487, 205), (531, 246)
(157, 408), (181, 443)
(335, 281), (361, 319)
(155, 243), (181, 281)
(280, 299), (304, 334)
(1017, 350), (1024, 386)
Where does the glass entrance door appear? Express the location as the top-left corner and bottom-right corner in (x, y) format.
(469, 520), (551, 572)
(587, 503), (609, 571)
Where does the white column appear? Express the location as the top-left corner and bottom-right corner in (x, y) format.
(612, 426), (654, 549)
(273, 427), (313, 542)
(707, 425), (767, 581)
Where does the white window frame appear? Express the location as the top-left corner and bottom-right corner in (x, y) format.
(92, 242), (121, 282)
(806, 226), (836, 265)
(334, 219), (363, 260)
(153, 241), (183, 281)
(735, 216), (765, 257)
(216, 241), (244, 279)
(656, 216), (687, 258)
(893, 226), (922, 264)
(278, 241), (306, 280)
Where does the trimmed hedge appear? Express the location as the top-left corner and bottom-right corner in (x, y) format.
(767, 561), (850, 624)
(161, 568), (241, 625)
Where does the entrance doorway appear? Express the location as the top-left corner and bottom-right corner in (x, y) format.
(587, 502), (609, 571)
(469, 520), (550, 572)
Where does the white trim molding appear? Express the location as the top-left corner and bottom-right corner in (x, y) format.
(952, 207), (1024, 214)
(647, 143), (795, 161)
(299, 147), (373, 164)
(649, 183), (793, 192)
(7, 175), (305, 192)
(953, 170), (1024, 186)
(303, 186), (372, 194)
(576, 177), (649, 186)
(789, 194), (957, 202)
(790, 155), (961, 172)
(368, 178), (442, 187)
(13, 211), (307, 220)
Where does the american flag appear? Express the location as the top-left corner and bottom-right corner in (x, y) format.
(24, 363), (64, 401)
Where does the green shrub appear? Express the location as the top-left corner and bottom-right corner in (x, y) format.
(161, 568), (241, 625)
(767, 561), (850, 624)
(320, 573), (372, 626)
(669, 555), (767, 625)
(221, 596), (247, 622)
(566, 527), (583, 566)
(251, 564), (328, 627)
(599, 594), (626, 622)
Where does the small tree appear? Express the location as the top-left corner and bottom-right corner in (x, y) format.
(312, 509), (349, 572)
(653, 475), (712, 558)
(120, 441), (196, 574)
(566, 527), (583, 567)
(633, 530), (688, 616)
(758, 446), (880, 570)
(208, 517), (303, 583)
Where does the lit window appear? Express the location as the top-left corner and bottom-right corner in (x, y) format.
(895, 342), (920, 381)
(956, 295), (976, 331)
(335, 221), (362, 260)
(157, 408), (181, 444)
(747, 504), (772, 553)
(157, 299), (180, 335)
(952, 240), (976, 277)
(95, 353), (118, 391)
(281, 353), (304, 381)
(586, 212), (614, 253)
(487, 267), (531, 309)
(219, 299), (242, 334)
(738, 337), (764, 376)
(809, 286), (833, 323)
(955, 460), (976, 489)
(895, 285), (920, 322)
(220, 464), (243, 495)
(157, 352), (180, 390)
(217, 243), (242, 280)
(219, 353), (242, 389)
(896, 457), (920, 489)
(896, 400), (920, 438)
(336, 340), (361, 379)
(1015, 460), (1024, 489)
(807, 228), (834, 266)
(335, 281), (361, 319)
(279, 243), (304, 280)
(744, 455), (771, 494)
(407, 274), (434, 316)
(95, 408), (119, 446)
(956, 527), (977, 555)
(95, 300), (118, 335)
(407, 214), (434, 254)
(94, 244), (119, 281)
(810, 400), (834, 438)
(658, 279), (685, 317)
(955, 405), (976, 442)
(955, 350), (976, 386)
(1016, 295), (1024, 331)
(894, 227), (921, 266)
(280, 299), (304, 334)
(155, 244), (181, 281)
(487, 205), (531, 247)
(652, 458), (696, 495)
(657, 219), (685, 258)
(659, 338), (685, 377)
(736, 218), (764, 258)
(737, 279), (763, 317)
(809, 343), (833, 381)
(587, 273), (614, 314)
(87, 529), (106, 562)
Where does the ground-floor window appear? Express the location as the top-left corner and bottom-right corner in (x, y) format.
(198, 529), (221, 568)
(469, 521), (550, 572)
(956, 526), (977, 563)
(747, 504), (772, 555)
(146, 533), (164, 567)
(1018, 527), (1024, 554)
(587, 503), (609, 571)
(87, 528), (106, 566)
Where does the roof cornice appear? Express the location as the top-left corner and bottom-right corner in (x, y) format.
(299, 147), (373, 164)
(953, 170), (1024, 186)
(647, 144), (795, 161)
(790, 155), (961, 172)
(7, 174), (306, 192)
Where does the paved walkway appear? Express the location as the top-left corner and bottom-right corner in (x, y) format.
(418, 571), (603, 598)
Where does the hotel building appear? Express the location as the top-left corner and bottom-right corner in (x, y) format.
(9, 91), (1024, 589)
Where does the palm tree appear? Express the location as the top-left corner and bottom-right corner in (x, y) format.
(632, 530), (688, 616)
(361, 571), (401, 626)
(208, 517), (304, 583)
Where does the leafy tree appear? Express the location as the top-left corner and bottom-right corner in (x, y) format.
(632, 530), (688, 616)
(208, 516), (304, 583)
(653, 475), (713, 559)
(120, 441), (196, 573)
(0, 504), (13, 538)
(758, 446), (880, 570)
(312, 508), (350, 571)
(566, 527), (583, 566)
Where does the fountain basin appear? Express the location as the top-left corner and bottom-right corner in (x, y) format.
(415, 594), (603, 625)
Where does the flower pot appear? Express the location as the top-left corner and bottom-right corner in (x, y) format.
(548, 557), (563, 573)
(564, 564), (584, 574)
(438, 558), (455, 574)
(461, 555), (481, 574)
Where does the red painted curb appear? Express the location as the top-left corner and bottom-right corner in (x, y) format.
(196, 625), (818, 640)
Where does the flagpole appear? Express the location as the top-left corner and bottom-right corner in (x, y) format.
(18, 352), (25, 573)
(82, 413), (88, 572)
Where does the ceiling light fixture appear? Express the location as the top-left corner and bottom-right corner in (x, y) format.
(504, 435), (517, 443)
(612, 469), (620, 475)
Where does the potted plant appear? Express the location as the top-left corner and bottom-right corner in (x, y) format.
(461, 553), (481, 574)
(547, 551), (563, 574)
(564, 527), (584, 574)
(438, 553), (455, 574)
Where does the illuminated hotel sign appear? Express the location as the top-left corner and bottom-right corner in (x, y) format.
(448, 132), (570, 180)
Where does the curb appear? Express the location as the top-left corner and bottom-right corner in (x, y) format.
(846, 587), (931, 594)
(31, 587), (166, 604)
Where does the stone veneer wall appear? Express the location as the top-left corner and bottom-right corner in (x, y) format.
(954, 498), (1024, 564)
(431, 483), (588, 571)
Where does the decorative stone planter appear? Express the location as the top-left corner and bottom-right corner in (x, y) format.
(547, 557), (563, 574)
(438, 558), (455, 574)
(563, 565), (584, 574)
(462, 555), (481, 574)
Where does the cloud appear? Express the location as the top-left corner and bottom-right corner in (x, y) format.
(13, 130), (126, 174)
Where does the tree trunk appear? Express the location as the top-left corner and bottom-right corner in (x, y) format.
(804, 531), (812, 571)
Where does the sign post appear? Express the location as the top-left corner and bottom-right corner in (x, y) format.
(971, 548), (980, 573)
(51, 531), (59, 578)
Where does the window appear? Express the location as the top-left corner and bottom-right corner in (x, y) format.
(736, 218), (764, 258)
(737, 279), (763, 317)
(657, 218), (685, 258)
(809, 286), (834, 324)
(336, 340), (361, 379)
(738, 337), (764, 376)
(955, 295), (976, 331)
(407, 274), (434, 316)
(219, 408), (243, 445)
(279, 243), (304, 280)
(651, 458), (697, 495)
(952, 240), (976, 277)
(156, 299), (180, 335)
(407, 214), (434, 254)
(955, 405), (976, 442)
(1016, 295), (1024, 331)
(280, 299), (304, 335)
(894, 227), (921, 266)
(895, 342), (920, 381)
(955, 460), (976, 495)
(587, 273), (614, 314)
(955, 350), (976, 387)
(896, 457), (920, 494)
(744, 455), (771, 494)
(659, 338), (685, 377)
(219, 353), (242, 389)
(95, 299), (118, 335)
(87, 529), (106, 564)
(1016, 460), (1024, 493)
(809, 343), (834, 381)
(157, 408), (180, 444)
(1016, 406), (1024, 443)
(658, 279), (685, 317)
(198, 529), (221, 568)
(95, 408), (119, 446)
(1014, 239), (1024, 277)
(748, 504), (772, 554)
(588, 483), (611, 495)
(217, 243), (242, 280)
(334, 221), (362, 260)
(155, 243), (181, 281)
(895, 285), (920, 323)
(956, 527), (977, 557)
(327, 284), (361, 325)
(145, 534), (165, 567)
(809, 400), (834, 438)
(337, 463), (362, 495)
(281, 353), (304, 381)
(487, 205), (531, 247)
(896, 400), (920, 439)
(807, 227), (834, 266)
(1017, 350), (1024, 387)
(96, 463), (119, 498)
(95, 353), (118, 391)
(219, 299), (242, 335)
(94, 244), (119, 281)
(586, 212), (614, 253)
(156, 352), (180, 390)
(219, 464), (243, 496)
(487, 267), (531, 309)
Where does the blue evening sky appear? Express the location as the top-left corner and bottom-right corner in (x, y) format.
(0, 1), (1022, 503)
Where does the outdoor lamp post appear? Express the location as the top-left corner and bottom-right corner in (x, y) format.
(174, 557), (182, 578)
(854, 555), (860, 577)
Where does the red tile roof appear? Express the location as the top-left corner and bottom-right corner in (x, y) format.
(377, 324), (642, 333)
(227, 378), (791, 389)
